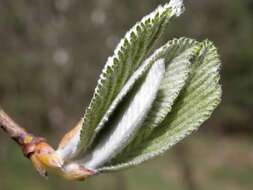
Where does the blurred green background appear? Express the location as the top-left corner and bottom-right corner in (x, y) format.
(0, 0), (253, 190)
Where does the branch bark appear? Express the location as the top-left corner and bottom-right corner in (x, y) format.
(0, 109), (28, 145)
(0, 108), (95, 180)
(0, 108), (46, 158)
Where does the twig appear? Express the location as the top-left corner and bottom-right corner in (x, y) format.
(0, 108), (45, 157)
(0, 109), (28, 145)
(0, 108), (94, 180)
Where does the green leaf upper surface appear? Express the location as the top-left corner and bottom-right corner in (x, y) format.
(99, 39), (222, 171)
(79, 2), (185, 153)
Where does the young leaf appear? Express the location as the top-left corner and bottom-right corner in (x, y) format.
(142, 38), (201, 130)
(75, 37), (202, 171)
(78, 0), (185, 154)
(82, 60), (165, 170)
(98, 40), (222, 171)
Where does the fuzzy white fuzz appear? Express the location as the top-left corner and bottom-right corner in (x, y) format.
(82, 60), (165, 170)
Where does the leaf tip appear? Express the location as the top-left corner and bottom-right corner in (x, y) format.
(168, 0), (185, 17)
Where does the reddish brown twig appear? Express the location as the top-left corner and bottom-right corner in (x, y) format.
(0, 109), (47, 158)
(0, 108), (94, 180)
(0, 109), (29, 145)
(0, 108), (59, 176)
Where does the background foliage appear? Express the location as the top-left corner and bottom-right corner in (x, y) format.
(0, 0), (252, 190)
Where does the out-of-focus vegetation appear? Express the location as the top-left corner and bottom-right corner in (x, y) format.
(0, 0), (252, 190)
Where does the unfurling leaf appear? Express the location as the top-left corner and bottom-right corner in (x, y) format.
(55, 0), (221, 178)
(99, 39), (221, 171)
(78, 0), (186, 155)
(83, 60), (165, 169)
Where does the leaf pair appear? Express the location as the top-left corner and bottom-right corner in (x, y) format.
(101, 39), (221, 171)
(57, 0), (222, 173)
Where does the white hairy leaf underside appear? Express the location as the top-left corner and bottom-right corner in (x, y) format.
(82, 60), (165, 169)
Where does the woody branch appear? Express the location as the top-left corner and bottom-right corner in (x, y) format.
(0, 108), (46, 157)
(0, 109), (28, 144)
